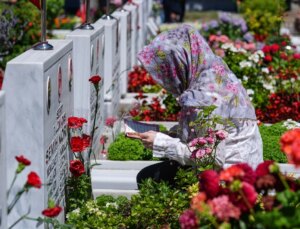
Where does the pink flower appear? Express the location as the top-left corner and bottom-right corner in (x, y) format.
(219, 35), (229, 43)
(179, 210), (198, 229)
(255, 161), (274, 177)
(205, 136), (214, 145)
(189, 137), (207, 147)
(105, 117), (117, 127)
(204, 147), (213, 154)
(215, 130), (228, 140)
(208, 195), (241, 221)
(199, 170), (220, 199)
(101, 149), (107, 155)
(230, 182), (257, 212)
(195, 149), (206, 158)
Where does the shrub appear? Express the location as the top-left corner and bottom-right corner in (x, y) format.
(239, 0), (285, 40)
(129, 179), (190, 228)
(108, 134), (153, 160)
(259, 122), (288, 163)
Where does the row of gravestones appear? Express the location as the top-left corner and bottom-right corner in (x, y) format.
(0, 0), (154, 228)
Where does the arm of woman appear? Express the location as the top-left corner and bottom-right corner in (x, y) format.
(139, 131), (192, 165)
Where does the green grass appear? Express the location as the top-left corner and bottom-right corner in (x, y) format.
(184, 11), (218, 22)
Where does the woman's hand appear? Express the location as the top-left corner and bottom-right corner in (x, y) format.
(139, 131), (158, 149)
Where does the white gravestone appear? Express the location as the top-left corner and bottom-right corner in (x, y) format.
(134, 0), (148, 51)
(94, 17), (121, 118)
(124, 3), (139, 68)
(112, 9), (132, 97)
(66, 26), (105, 156)
(4, 40), (73, 228)
(0, 92), (7, 229)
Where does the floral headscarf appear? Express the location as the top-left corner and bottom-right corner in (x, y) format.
(138, 24), (256, 141)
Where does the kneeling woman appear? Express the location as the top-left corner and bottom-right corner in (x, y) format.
(129, 25), (263, 187)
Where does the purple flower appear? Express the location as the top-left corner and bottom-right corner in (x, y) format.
(243, 32), (254, 42)
(219, 12), (231, 24)
(208, 20), (219, 29)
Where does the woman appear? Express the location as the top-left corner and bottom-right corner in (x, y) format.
(131, 25), (263, 186)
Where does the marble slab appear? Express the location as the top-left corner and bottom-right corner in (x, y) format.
(94, 17), (121, 118)
(133, 0), (147, 52)
(112, 9), (132, 97)
(123, 3), (139, 68)
(66, 25), (105, 156)
(0, 92), (6, 229)
(3, 40), (73, 228)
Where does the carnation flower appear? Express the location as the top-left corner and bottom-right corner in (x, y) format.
(179, 210), (198, 229)
(280, 129), (300, 167)
(230, 182), (257, 212)
(235, 163), (256, 185)
(26, 171), (42, 189)
(255, 160), (274, 177)
(205, 136), (215, 144)
(219, 165), (245, 183)
(69, 160), (85, 177)
(100, 135), (108, 145)
(215, 130), (228, 141)
(105, 117), (117, 127)
(199, 170), (220, 199)
(42, 206), (62, 218)
(68, 117), (87, 129)
(255, 174), (277, 191)
(190, 192), (207, 212)
(15, 155), (31, 166)
(208, 195), (241, 221)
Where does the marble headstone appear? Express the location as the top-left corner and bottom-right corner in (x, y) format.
(66, 26), (105, 156)
(112, 9), (132, 97)
(133, 0), (147, 52)
(94, 17), (121, 118)
(0, 92), (6, 229)
(4, 40), (73, 228)
(123, 3), (139, 68)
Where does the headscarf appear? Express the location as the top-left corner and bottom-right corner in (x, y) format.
(137, 24), (256, 141)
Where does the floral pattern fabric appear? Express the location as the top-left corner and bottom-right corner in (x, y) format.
(138, 24), (256, 142)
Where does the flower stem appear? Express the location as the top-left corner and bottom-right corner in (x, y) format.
(239, 189), (255, 216)
(8, 208), (30, 229)
(8, 189), (26, 214)
(7, 172), (18, 197)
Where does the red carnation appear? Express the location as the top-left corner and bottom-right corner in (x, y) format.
(100, 135), (108, 145)
(89, 75), (102, 84)
(26, 172), (42, 188)
(70, 137), (84, 152)
(69, 160), (85, 177)
(15, 155), (31, 166)
(68, 117), (87, 129)
(199, 170), (220, 199)
(264, 55), (273, 62)
(262, 45), (271, 53)
(42, 206), (62, 218)
(255, 160), (274, 177)
(105, 117), (117, 128)
(82, 134), (91, 150)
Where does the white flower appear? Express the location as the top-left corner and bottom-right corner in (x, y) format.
(248, 53), (259, 63)
(291, 78), (295, 83)
(261, 67), (269, 74)
(221, 43), (235, 50)
(106, 202), (118, 209)
(72, 208), (80, 215)
(239, 60), (253, 68)
(243, 75), (249, 81)
(256, 50), (265, 58)
(247, 89), (254, 95)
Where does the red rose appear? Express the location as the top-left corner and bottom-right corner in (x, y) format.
(15, 155), (31, 166)
(82, 134), (91, 150)
(69, 160), (85, 177)
(255, 160), (274, 177)
(70, 137), (84, 152)
(42, 206), (62, 218)
(199, 170), (220, 199)
(68, 117), (87, 129)
(89, 75), (102, 84)
(26, 172), (42, 188)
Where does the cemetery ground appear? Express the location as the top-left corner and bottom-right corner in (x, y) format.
(1, 0), (300, 228)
